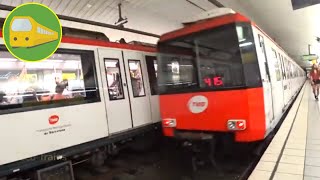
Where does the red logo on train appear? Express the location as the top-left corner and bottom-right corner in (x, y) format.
(49, 115), (59, 125)
(188, 96), (209, 114)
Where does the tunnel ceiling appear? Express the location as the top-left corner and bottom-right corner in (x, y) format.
(1, 0), (319, 69)
(219, 0), (320, 69)
(0, 0), (218, 34)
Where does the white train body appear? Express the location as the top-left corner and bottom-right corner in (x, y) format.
(0, 31), (160, 176)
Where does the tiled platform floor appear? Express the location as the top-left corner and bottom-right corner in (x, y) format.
(249, 83), (320, 180)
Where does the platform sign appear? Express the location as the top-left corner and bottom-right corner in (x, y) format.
(291, 0), (320, 10)
(302, 54), (318, 61)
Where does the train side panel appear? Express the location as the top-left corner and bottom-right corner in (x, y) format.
(0, 44), (109, 166)
(251, 26), (274, 136)
(0, 37), (160, 167)
(251, 25), (305, 137)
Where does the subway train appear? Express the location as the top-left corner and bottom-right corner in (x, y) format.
(157, 11), (306, 144)
(0, 26), (160, 177)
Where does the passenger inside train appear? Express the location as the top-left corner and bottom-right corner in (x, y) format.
(0, 51), (87, 106)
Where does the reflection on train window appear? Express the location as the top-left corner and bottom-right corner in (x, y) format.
(128, 60), (145, 97)
(104, 59), (124, 100)
(146, 56), (158, 95)
(272, 50), (281, 81)
(11, 18), (32, 32)
(0, 49), (100, 113)
(279, 54), (286, 80)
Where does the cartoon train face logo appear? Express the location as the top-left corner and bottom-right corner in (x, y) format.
(9, 16), (59, 48)
(2, 3), (62, 62)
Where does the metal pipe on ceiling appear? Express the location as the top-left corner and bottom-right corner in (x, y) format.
(207, 0), (225, 8)
(185, 0), (206, 11)
(0, 4), (160, 38)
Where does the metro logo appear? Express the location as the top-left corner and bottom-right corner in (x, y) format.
(188, 95), (208, 114)
(192, 102), (206, 107)
(49, 115), (59, 125)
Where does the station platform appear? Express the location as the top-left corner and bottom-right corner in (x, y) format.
(249, 82), (320, 180)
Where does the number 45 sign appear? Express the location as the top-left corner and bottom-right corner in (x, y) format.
(203, 76), (223, 87)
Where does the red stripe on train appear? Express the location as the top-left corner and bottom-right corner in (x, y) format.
(0, 31), (157, 53)
(160, 87), (266, 142)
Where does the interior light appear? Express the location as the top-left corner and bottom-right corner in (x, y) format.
(239, 42), (253, 47)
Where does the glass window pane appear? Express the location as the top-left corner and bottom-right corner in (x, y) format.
(157, 23), (260, 94)
(11, 18), (32, 32)
(128, 60), (145, 97)
(0, 50), (100, 113)
(146, 56), (158, 95)
(104, 59), (124, 100)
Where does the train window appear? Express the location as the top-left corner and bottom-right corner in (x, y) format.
(285, 58), (290, 79)
(128, 60), (146, 97)
(279, 54), (286, 80)
(157, 23), (261, 94)
(145, 56), (158, 95)
(272, 49), (277, 58)
(0, 48), (100, 114)
(104, 59), (125, 100)
(289, 61), (293, 78)
(197, 24), (245, 88)
(272, 49), (281, 81)
(11, 18), (32, 32)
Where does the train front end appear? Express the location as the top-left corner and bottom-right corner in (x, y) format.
(157, 13), (266, 143)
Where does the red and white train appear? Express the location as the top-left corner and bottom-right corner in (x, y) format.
(0, 26), (160, 177)
(158, 11), (306, 143)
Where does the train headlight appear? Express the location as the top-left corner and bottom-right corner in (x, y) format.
(162, 118), (176, 128)
(227, 119), (246, 131)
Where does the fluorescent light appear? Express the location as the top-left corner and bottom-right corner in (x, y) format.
(239, 42), (253, 47)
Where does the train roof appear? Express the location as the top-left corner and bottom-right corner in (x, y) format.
(159, 13), (250, 43)
(0, 23), (157, 53)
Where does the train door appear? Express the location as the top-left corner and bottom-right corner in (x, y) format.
(268, 49), (285, 120)
(122, 51), (153, 127)
(285, 58), (292, 104)
(280, 55), (290, 106)
(145, 55), (161, 123)
(98, 48), (133, 134)
(256, 34), (274, 124)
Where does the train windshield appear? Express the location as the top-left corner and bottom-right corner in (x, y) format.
(11, 18), (32, 32)
(157, 23), (261, 94)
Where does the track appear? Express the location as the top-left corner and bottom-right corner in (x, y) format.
(72, 139), (264, 180)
